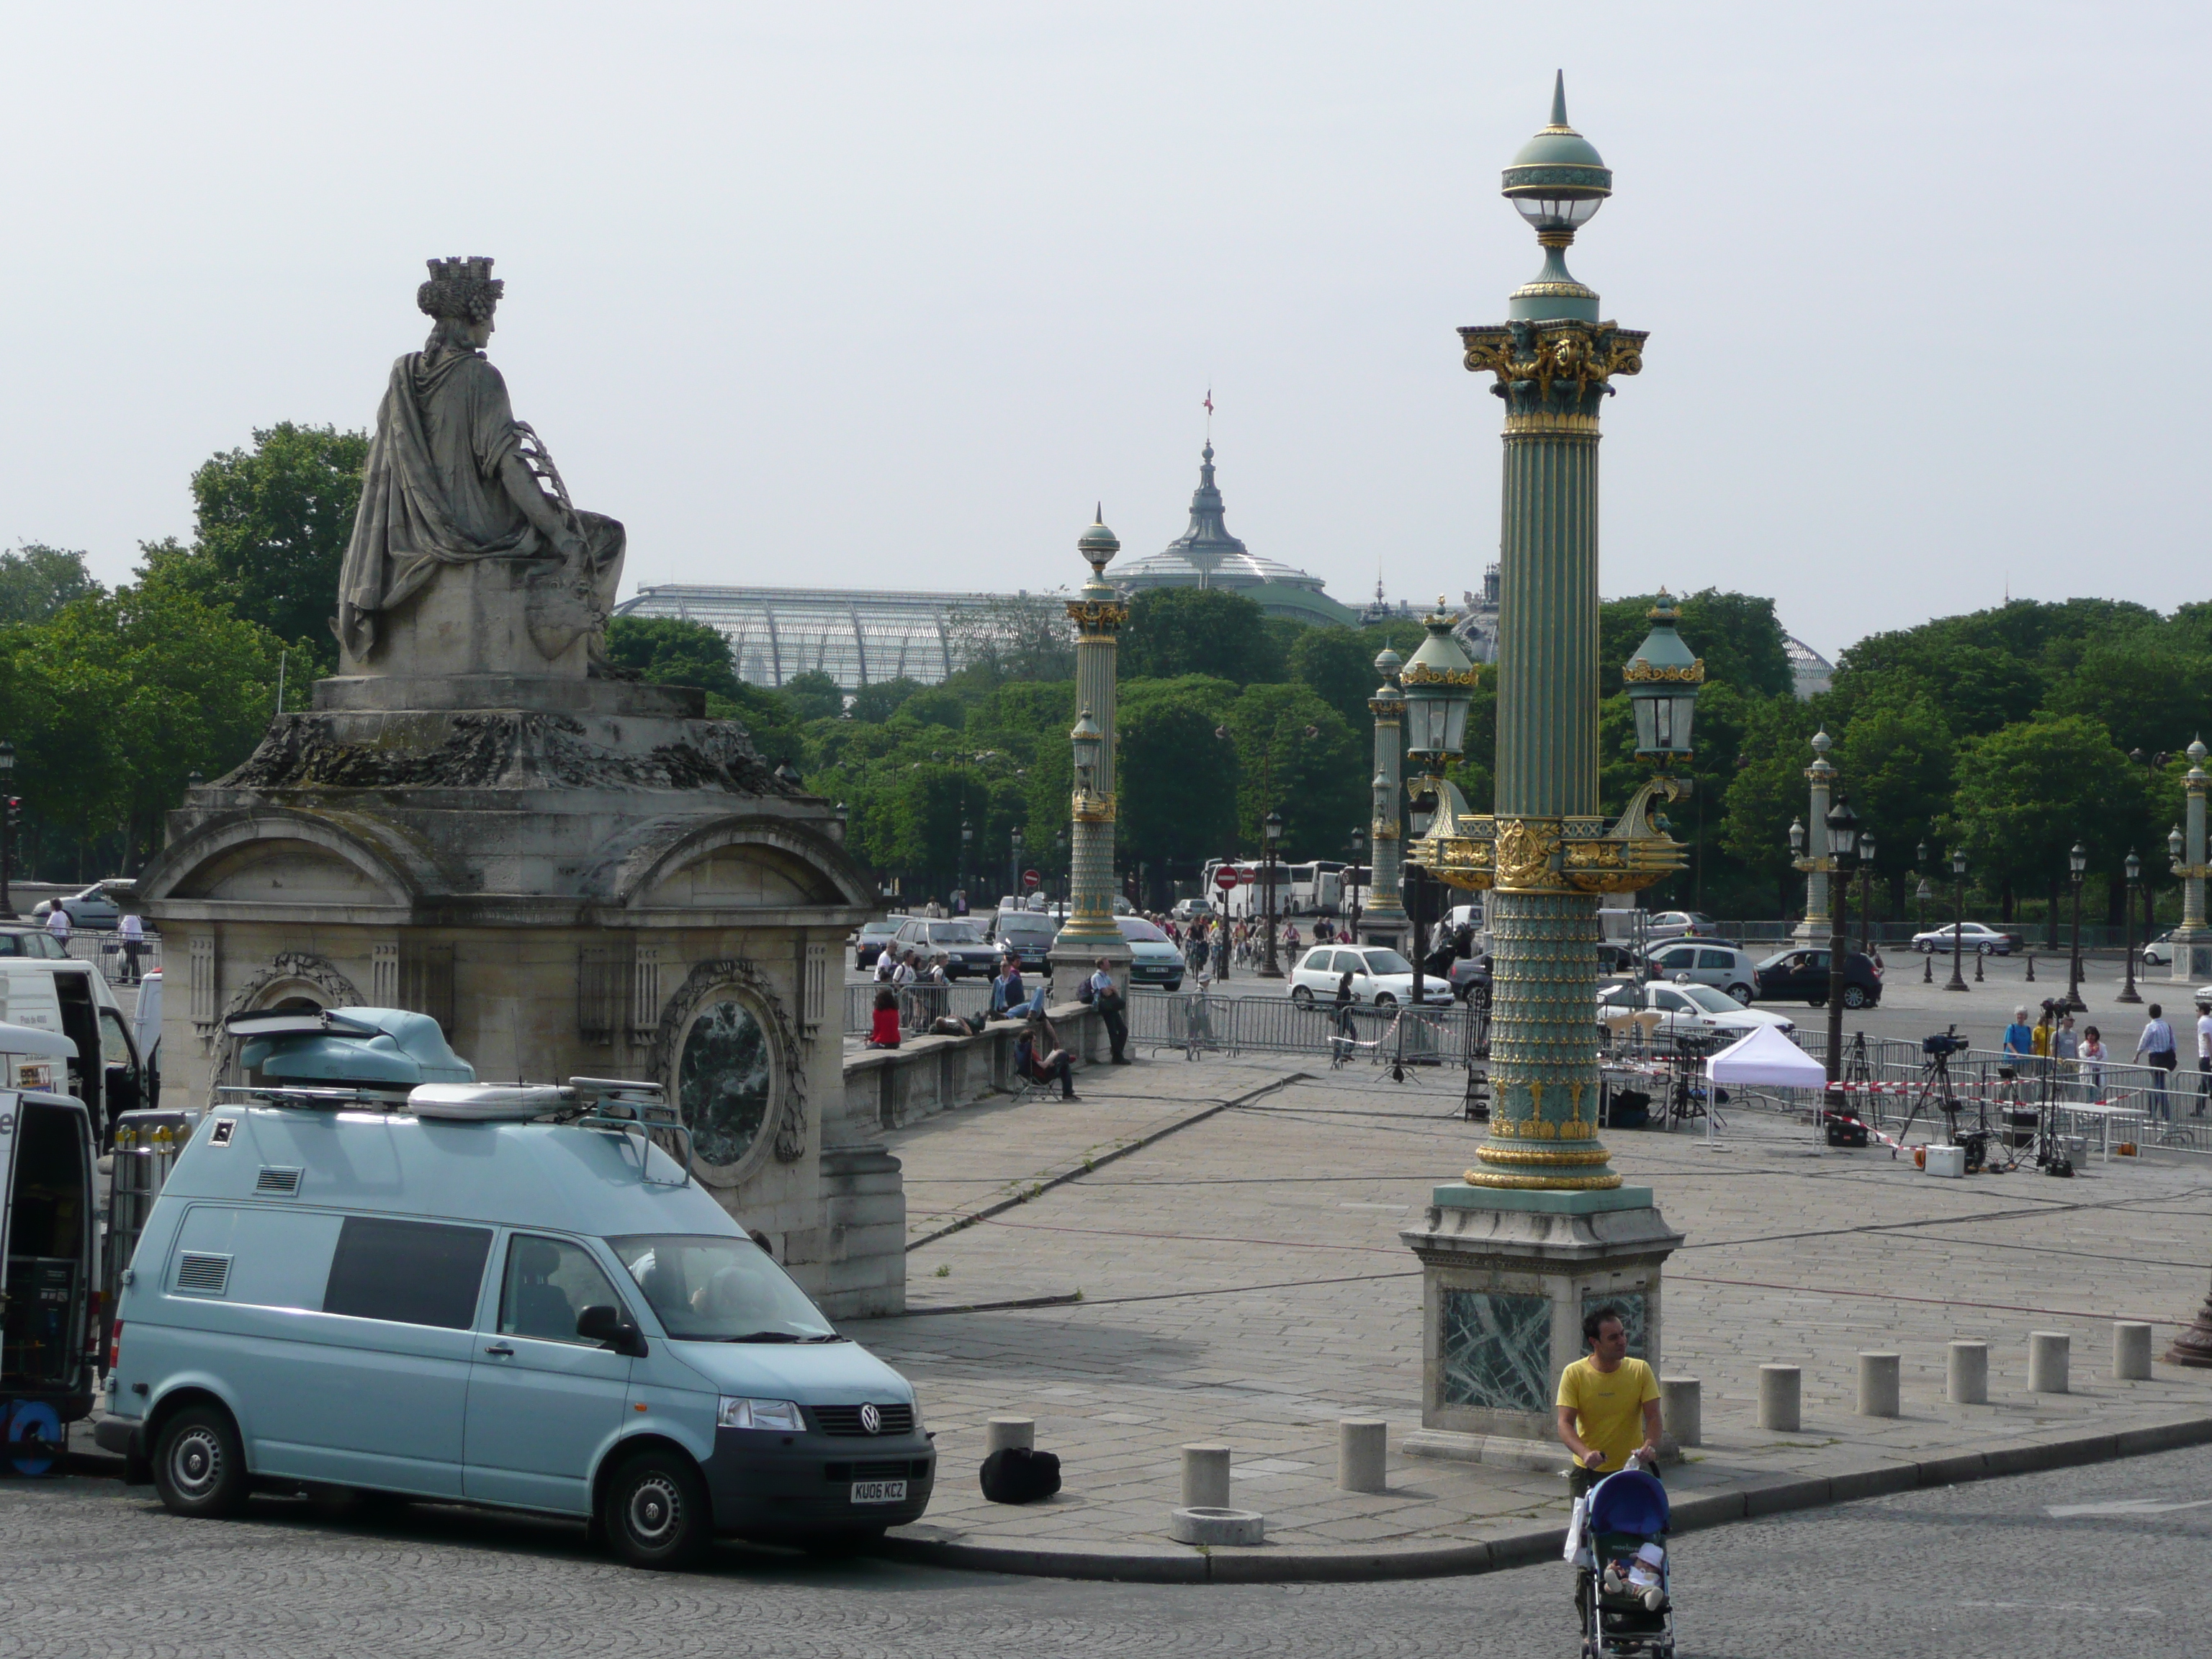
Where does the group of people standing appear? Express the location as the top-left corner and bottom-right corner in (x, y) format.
(1997, 997), (2212, 1123)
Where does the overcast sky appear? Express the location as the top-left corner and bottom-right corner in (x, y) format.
(1, 3), (2202, 661)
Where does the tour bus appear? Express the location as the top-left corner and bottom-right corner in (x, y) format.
(1202, 860), (1345, 919)
(0, 1021), (101, 1475)
(98, 1010), (931, 1568)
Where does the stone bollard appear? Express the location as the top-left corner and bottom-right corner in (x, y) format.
(2114, 1321), (2154, 1382)
(1757, 1364), (1801, 1432)
(1948, 1340), (1989, 1404)
(2024, 953), (2035, 982)
(1974, 950), (1984, 982)
(1857, 1352), (1901, 1418)
(986, 1417), (1035, 1455)
(1661, 1377), (1701, 1448)
(2029, 1331), (2071, 1394)
(1182, 1444), (1232, 1511)
(1338, 1419), (1388, 1493)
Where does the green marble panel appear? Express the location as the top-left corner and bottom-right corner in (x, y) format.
(1441, 1289), (1552, 1413)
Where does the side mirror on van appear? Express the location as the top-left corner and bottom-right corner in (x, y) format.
(577, 1304), (648, 1357)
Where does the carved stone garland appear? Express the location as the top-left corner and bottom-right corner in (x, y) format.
(647, 957), (809, 1171)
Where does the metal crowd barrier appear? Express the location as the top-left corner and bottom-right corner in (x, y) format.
(843, 981), (991, 1035)
(55, 932), (162, 983)
(1126, 988), (1472, 1061)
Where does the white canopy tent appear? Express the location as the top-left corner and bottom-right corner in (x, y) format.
(1701, 1024), (1827, 1150)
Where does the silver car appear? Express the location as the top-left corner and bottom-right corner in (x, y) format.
(1641, 941), (1759, 1004)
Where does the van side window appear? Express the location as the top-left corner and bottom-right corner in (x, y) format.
(323, 1216), (493, 1329)
(498, 1235), (622, 1344)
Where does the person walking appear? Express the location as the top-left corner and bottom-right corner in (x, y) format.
(118, 909), (145, 984)
(1088, 957), (1128, 1064)
(1557, 1305), (1662, 1628)
(2195, 998), (2212, 1118)
(2136, 1003), (2178, 1121)
(45, 903), (69, 947)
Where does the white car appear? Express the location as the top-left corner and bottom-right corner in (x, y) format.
(1644, 910), (1722, 943)
(1288, 945), (1455, 1009)
(1596, 981), (1797, 1042)
(1909, 922), (2021, 956)
(2144, 930), (2176, 968)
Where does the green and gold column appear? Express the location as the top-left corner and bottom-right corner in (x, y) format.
(1457, 78), (1646, 1192)
(1362, 650), (1409, 944)
(1048, 511), (1133, 1000)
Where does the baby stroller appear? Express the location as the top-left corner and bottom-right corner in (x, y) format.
(1570, 1464), (1674, 1658)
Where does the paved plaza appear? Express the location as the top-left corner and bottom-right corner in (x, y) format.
(856, 1047), (2212, 1565)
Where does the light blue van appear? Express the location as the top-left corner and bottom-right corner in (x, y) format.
(96, 1067), (933, 1568)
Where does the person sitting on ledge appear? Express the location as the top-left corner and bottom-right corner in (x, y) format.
(866, 987), (900, 1049)
(989, 955), (1027, 1019)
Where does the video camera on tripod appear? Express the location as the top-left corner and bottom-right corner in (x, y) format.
(1923, 1028), (1969, 1058)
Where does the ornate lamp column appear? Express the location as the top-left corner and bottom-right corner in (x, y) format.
(2168, 738), (2211, 982)
(1401, 78), (1686, 1452)
(1791, 732), (1835, 941)
(1362, 649), (1410, 944)
(1048, 512), (1133, 1004)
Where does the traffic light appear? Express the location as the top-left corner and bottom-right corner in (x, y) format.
(4, 798), (19, 830)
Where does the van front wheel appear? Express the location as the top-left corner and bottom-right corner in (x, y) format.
(604, 1449), (711, 1570)
(153, 1404), (248, 1519)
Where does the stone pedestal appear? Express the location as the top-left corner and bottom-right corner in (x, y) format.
(2167, 927), (2212, 984)
(136, 673), (893, 1316)
(1400, 1185), (1682, 1442)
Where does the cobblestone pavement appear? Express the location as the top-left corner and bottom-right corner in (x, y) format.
(854, 1055), (2212, 1557)
(6, 1444), (2208, 1655)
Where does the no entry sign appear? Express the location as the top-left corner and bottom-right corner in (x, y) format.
(1214, 867), (1241, 891)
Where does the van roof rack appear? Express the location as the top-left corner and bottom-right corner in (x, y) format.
(223, 1010), (385, 1040)
(217, 1084), (413, 1110)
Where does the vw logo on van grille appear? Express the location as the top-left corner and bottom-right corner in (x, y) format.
(859, 1403), (882, 1435)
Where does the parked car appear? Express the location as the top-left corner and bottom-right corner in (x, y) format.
(99, 1076), (934, 1566)
(0, 923), (72, 961)
(889, 917), (999, 979)
(1640, 941), (1759, 1004)
(1287, 945), (1455, 1010)
(987, 910), (1059, 970)
(1909, 921), (2022, 956)
(32, 881), (124, 931)
(1114, 916), (1184, 990)
(1753, 945), (1884, 1008)
(1596, 981), (1797, 1042)
(1644, 910), (1722, 943)
(852, 919), (904, 969)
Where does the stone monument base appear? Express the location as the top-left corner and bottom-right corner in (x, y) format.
(1400, 1184), (1683, 1443)
(2167, 927), (2212, 984)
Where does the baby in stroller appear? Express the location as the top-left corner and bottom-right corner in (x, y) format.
(1568, 1464), (1673, 1658)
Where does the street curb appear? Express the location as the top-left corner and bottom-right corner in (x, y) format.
(873, 1413), (2212, 1583)
(900, 1072), (1309, 1254)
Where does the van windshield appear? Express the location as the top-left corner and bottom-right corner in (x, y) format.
(607, 1233), (841, 1343)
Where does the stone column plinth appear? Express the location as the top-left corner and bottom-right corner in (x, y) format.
(1401, 1186), (1681, 1445)
(2168, 741), (2211, 981)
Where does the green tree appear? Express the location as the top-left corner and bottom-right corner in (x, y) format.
(849, 678), (927, 723)
(1119, 677), (1242, 874)
(0, 545), (102, 623)
(781, 670), (845, 722)
(150, 423), (370, 667)
(2041, 632), (2212, 762)
(1218, 683), (1362, 861)
(1287, 626), (1381, 731)
(1122, 588), (1274, 685)
(602, 616), (742, 698)
(1946, 714), (2152, 918)
(1833, 694), (1955, 909)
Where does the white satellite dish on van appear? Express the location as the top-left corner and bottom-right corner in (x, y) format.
(408, 1083), (567, 1121)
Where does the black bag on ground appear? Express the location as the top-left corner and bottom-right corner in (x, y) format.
(979, 1446), (1062, 1503)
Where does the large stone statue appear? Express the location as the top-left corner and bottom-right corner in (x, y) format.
(334, 257), (626, 680)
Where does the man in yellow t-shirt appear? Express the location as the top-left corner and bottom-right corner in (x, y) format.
(1556, 1305), (1661, 1501)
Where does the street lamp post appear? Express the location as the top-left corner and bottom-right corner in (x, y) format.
(1946, 848), (1971, 993)
(1857, 830), (1878, 957)
(2119, 850), (2144, 1005)
(0, 737), (15, 920)
(2065, 840), (2088, 1011)
(1010, 824), (1024, 907)
(1823, 799), (1861, 1086)
(1262, 810), (1285, 977)
(959, 817), (972, 912)
(1363, 652), (1409, 945)
(1916, 838), (1931, 984)
(1348, 826), (1366, 940)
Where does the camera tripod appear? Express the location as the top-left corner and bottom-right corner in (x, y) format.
(1891, 1039), (1999, 1169)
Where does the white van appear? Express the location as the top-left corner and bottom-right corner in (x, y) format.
(0, 959), (145, 1142)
